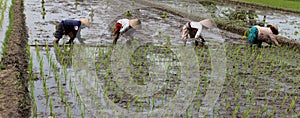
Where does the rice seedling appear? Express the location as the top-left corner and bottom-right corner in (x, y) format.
(289, 96), (297, 112)
(130, 0), (135, 6)
(0, 0), (2, 9)
(165, 35), (171, 46)
(160, 11), (168, 18)
(81, 104), (85, 118)
(49, 97), (54, 116)
(33, 97), (38, 118)
(63, 63), (68, 82)
(67, 103), (72, 118)
(41, 0), (46, 19)
(0, 0), (8, 28)
(45, 87), (49, 102)
(125, 11), (132, 17)
(105, 0), (110, 6)
(1, 0), (14, 57)
(75, 0), (79, 9)
(89, 8), (94, 22)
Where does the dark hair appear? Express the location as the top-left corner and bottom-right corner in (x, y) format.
(267, 24), (279, 35)
(270, 26), (279, 35)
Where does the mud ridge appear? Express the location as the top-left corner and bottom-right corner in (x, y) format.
(0, 0), (30, 117)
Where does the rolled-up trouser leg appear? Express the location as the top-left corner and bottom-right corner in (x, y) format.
(199, 35), (206, 43)
(181, 26), (189, 46)
(53, 22), (64, 44)
(54, 38), (60, 44)
(66, 32), (75, 44)
(195, 40), (199, 46)
(113, 23), (122, 45)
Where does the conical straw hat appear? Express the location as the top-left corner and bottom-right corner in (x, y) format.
(79, 18), (89, 27)
(129, 19), (142, 29)
(267, 23), (279, 35)
(200, 19), (214, 29)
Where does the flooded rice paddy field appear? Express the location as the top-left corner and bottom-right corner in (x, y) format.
(211, 2), (300, 42)
(24, 0), (299, 117)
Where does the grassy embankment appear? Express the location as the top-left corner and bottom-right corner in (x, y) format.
(238, 0), (300, 12)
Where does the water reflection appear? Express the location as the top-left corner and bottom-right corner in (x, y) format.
(95, 44), (181, 112)
(54, 45), (73, 68)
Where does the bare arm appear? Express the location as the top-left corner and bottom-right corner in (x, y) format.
(181, 26), (188, 45)
(113, 32), (120, 45)
(195, 24), (203, 39)
(269, 34), (281, 47)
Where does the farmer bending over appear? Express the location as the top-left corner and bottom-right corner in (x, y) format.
(181, 19), (213, 46)
(247, 24), (281, 47)
(53, 18), (89, 44)
(113, 19), (142, 45)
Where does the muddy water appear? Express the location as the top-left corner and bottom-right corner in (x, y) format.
(212, 4), (300, 42)
(0, 0), (12, 60)
(25, 0), (299, 118)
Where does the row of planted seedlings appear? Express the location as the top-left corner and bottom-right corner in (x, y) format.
(28, 42), (299, 117)
(41, 0), (46, 19)
(29, 43), (89, 118)
(185, 46), (212, 117)
(213, 44), (300, 117)
(70, 45), (101, 118)
(49, 44), (87, 118)
(94, 44), (180, 117)
(0, 0), (9, 28)
(87, 38), (218, 117)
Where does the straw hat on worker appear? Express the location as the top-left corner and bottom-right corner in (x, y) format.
(79, 18), (90, 28)
(113, 18), (142, 45)
(199, 19), (214, 29)
(129, 19), (142, 30)
(266, 23), (279, 35)
(181, 18), (214, 46)
(247, 23), (281, 47)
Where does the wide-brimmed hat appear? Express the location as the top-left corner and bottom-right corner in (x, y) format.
(79, 18), (90, 27)
(129, 19), (142, 29)
(200, 19), (214, 29)
(267, 23), (279, 35)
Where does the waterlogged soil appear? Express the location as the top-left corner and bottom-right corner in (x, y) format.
(216, 44), (300, 117)
(211, 2), (300, 42)
(24, 0), (300, 118)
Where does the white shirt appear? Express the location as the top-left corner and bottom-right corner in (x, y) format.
(182, 21), (203, 41)
(188, 22), (203, 38)
(117, 19), (130, 33)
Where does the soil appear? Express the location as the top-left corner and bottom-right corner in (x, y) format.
(0, 0), (30, 117)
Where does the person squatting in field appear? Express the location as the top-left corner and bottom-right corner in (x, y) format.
(181, 19), (213, 46)
(53, 18), (89, 44)
(247, 24), (281, 47)
(113, 19), (142, 45)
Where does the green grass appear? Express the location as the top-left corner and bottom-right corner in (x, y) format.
(238, 0), (300, 12)
(1, 0), (14, 59)
(0, 0), (8, 28)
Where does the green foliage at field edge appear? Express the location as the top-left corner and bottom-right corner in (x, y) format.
(239, 0), (300, 12)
